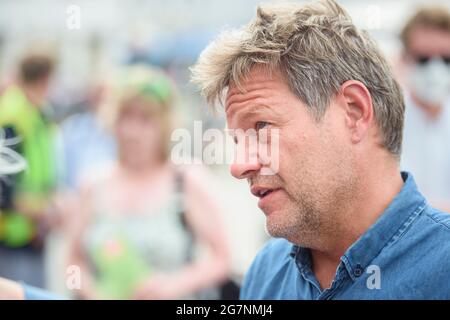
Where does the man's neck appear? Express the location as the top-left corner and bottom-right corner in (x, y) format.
(311, 157), (404, 290)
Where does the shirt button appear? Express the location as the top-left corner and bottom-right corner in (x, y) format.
(354, 264), (364, 277)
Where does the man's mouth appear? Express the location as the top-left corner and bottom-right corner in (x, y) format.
(251, 186), (280, 199)
(251, 185), (283, 212)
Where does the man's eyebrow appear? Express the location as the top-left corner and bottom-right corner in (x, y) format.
(228, 92), (284, 118)
(227, 102), (280, 133)
(241, 105), (272, 119)
(226, 106), (270, 143)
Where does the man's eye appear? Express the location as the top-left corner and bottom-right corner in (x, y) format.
(255, 121), (269, 131)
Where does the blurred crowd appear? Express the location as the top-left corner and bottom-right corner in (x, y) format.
(0, 2), (449, 299)
(0, 59), (238, 299)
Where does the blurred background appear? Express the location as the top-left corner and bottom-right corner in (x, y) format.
(0, 0), (449, 299)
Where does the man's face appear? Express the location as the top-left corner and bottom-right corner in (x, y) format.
(225, 66), (358, 246)
(404, 27), (450, 106)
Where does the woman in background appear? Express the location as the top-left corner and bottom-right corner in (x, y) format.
(66, 65), (230, 300)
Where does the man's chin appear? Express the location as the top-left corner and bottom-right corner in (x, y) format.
(265, 222), (302, 244)
(264, 212), (289, 237)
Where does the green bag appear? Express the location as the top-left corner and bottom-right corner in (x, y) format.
(92, 233), (151, 300)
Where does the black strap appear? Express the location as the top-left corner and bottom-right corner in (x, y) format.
(174, 170), (241, 299)
(174, 170), (195, 263)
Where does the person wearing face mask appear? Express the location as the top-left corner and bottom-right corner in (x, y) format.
(400, 6), (450, 211)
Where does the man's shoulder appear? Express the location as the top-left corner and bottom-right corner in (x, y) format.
(400, 205), (450, 265)
(384, 205), (450, 298)
(423, 206), (450, 231)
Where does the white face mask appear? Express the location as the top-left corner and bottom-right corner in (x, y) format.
(410, 58), (450, 106)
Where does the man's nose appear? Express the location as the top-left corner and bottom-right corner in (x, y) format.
(230, 160), (262, 179)
(230, 147), (262, 179)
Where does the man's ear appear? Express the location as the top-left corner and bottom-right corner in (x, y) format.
(339, 80), (374, 144)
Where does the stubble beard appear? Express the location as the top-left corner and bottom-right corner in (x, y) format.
(266, 155), (358, 250)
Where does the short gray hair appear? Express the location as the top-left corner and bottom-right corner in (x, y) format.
(191, 0), (405, 157)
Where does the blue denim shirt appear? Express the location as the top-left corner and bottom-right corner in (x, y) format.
(240, 172), (450, 299)
(20, 282), (63, 300)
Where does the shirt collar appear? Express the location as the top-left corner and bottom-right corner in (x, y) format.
(290, 171), (427, 281)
